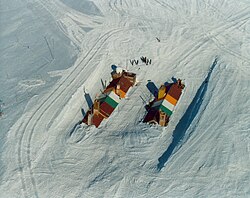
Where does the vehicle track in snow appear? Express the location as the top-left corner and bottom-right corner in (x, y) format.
(7, 0), (250, 197)
(96, 0), (246, 190)
(154, 0), (249, 38)
(109, 0), (125, 15)
(108, 0), (157, 35)
(154, 0), (250, 72)
(37, 0), (85, 48)
(201, 0), (250, 35)
(37, 0), (103, 49)
(100, 1), (250, 196)
(15, 7), (123, 196)
(17, 1), (154, 195)
(154, 0), (176, 12)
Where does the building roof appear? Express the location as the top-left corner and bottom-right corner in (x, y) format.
(106, 75), (133, 94)
(119, 75), (134, 93)
(143, 82), (183, 125)
(100, 101), (115, 117)
(106, 78), (120, 90)
(83, 70), (136, 127)
(167, 83), (182, 100)
(92, 113), (105, 127)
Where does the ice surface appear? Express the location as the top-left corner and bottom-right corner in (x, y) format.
(60, 0), (103, 16)
(0, 0), (249, 197)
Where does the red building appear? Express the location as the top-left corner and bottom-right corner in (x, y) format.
(83, 70), (136, 127)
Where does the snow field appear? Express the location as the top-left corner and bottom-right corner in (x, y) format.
(0, 0), (250, 197)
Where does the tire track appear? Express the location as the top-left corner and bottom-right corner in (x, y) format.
(113, 0), (123, 14)
(109, 0), (153, 29)
(13, 0), (249, 197)
(37, 0), (81, 48)
(155, 0), (250, 37)
(202, 0), (250, 35)
(38, 0), (95, 48)
(154, 0), (174, 12)
(17, 28), (122, 197)
(109, 0), (121, 14)
(155, 0), (250, 66)
(21, 29), (119, 197)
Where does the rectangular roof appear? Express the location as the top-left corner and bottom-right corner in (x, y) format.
(92, 113), (105, 127)
(100, 102), (115, 117)
(167, 83), (182, 100)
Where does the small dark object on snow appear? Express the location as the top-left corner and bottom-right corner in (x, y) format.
(130, 60), (134, 65)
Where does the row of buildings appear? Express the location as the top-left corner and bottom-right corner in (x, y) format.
(82, 69), (184, 127)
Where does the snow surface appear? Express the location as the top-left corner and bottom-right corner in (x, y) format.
(0, 0), (250, 197)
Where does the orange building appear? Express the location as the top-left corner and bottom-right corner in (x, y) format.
(143, 79), (185, 126)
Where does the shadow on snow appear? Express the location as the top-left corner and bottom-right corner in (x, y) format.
(157, 57), (218, 170)
(146, 80), (158, 97)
